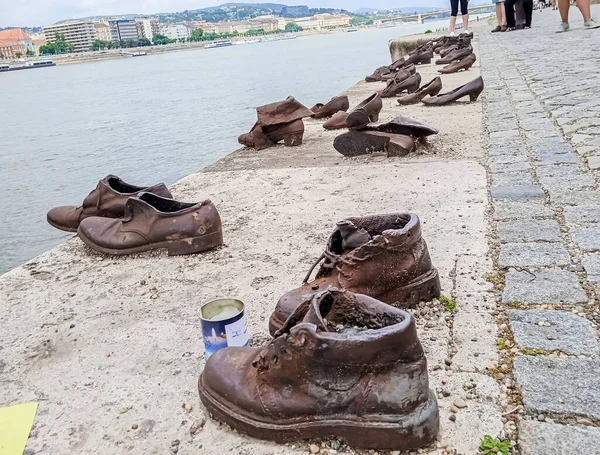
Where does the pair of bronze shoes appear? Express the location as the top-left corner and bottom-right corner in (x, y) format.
(47, 175), (223, 256)
(198, 213), (441, 450)
(322, 93), (383, 131)
(238, 96), (313, 150)
(379, 66), (422, 98)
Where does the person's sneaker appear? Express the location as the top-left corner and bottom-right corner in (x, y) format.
(449, 31), (456, 36)
(556, 21), (570, 33)
(584, 18), (600, 29)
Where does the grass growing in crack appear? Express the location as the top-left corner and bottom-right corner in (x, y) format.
(480, 435), (511, 455)
(440, 295), (457, 311)
(496, 339), (508, 349)
(520, 348), (545, 356)
(486, 272), (505, 287)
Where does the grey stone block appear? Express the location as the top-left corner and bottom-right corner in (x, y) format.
(571, 227), (600, 251)
(502, 269), (588, 305)
(488, 145), (525, 157)
(498, 243), (570, 267)
(514, 356), (600, 418)
(496, 219), (561, 243)
(492, 171), (533, 186)
(489, 161), (531, 173)
(489, 154), (529, 165)
(490, 130), (520, 140)
(519, 420), (600, 455)
(587, 155), (600, 170)
(563, 206), (600, 224)
(491, 185), (545, 201)
(582, 253), (600, 277)
(493, 202), (553, 220)
(508, 310), (598, 355)
(536, 165), (595, 191)
(551, 190), (600, 206)
(536, 152), (580, 166)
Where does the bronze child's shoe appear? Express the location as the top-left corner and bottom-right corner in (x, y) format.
(199, 288), (439, 450)
(397, 77), (443, 105)
(46, 175), (172, 232)
(77, 192), (223, 256)
(438, 53), (476, 74)
(379, 73), (421, 98)
(268, 213), (441, 334)
(422, 76), (484, 106)
(323, 93), (382, 131)
(310, 96), (350, 119)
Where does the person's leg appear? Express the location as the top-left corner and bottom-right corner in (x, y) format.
(558, 0), (570, 22)
(450, 0), (459, 33)
(461, 0), (470, 30)
(496, 2), (503, 22)
(575, 0), (592, 21)
(505, 0), (517, 28)
(524, 0), (534, 26)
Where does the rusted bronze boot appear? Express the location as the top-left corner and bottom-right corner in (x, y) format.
(199, 288), (439, 450)
(239, 97), (312, 150)
(269, 213), (441, 335)
(77, 192), (222, 255)
(311, 96), (350, 119)
(47, 175), (172, 232)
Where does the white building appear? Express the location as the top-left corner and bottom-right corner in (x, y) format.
(43, 21), (97, 52)
(159, 24), (190, 40)
(136, 17), (160, 41)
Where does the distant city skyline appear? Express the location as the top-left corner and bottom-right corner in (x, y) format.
(1, 0), (491, 28)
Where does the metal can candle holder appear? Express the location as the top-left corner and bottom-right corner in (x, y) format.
(200, 298), (249, 359)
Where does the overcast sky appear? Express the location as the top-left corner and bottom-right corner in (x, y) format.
(1, 0), (490, 28)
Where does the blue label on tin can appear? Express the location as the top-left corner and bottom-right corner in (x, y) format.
(201, 303), (249, 359)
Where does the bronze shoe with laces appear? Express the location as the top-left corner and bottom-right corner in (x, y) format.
(268, 213), (440, 335)
(46, 175), (172, 232)
(199, 288), (439, 450)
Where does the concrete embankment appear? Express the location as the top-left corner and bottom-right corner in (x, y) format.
(0, 28), (502, 455)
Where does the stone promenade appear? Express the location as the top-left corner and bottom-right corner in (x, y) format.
(480, 5), (600, 454)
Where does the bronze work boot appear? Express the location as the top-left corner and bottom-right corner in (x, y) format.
(268, 213), (441, 335)
(379, 73), (421, 98)
(422, 76), (484, 106)
(397, 77), (443, 105)
(311, 96), (350, 119)
(46, 175), (172, 232)
(199, 289), (439, 450)
(405, 48), (433, 65)
(239, 97), (312, 150)
(323, 93), (382, 131)
(77, 192), (222, 255)
(438, 53), (476, 74)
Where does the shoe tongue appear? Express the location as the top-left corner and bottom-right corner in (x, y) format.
(336, 220), (371, 251)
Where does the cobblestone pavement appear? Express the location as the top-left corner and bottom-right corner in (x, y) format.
(480, 5), (600, 453)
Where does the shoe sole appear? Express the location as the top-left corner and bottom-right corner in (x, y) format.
(268, 268), (440, 335)
(333, 131), (415, 157)
(47, 217), (78, 233)
(198, 379), (439, 450)
(77, 228), (223, 256)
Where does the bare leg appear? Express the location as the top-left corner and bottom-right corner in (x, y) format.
(463, 13), (470, 30)
(558, 0), (570, 22)
(576, 0), (592, 21)
(496, 3), (503, 23)
(450, 15), (457, 32)
(501, 3), (507, 25)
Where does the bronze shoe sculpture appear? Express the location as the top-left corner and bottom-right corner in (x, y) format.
(379, 73), (421, 98)
(199, 288), (440, 450)
(422, 76), (484, 106)
(311, 95), (350, 119)
(77, 192), (222, 255)
(438, 53), (476, 74)
(435, 45), (473, 64)
(380, 63), (416, 81)
(268, 213), (441, 334)
(238, 96), (312, 150)
(47, 175), (172, 232)
(323, 93), (382, 131)
(365, 65), (391, 82)
(405, 48), (433, 65)
(333, 131), (416, 157)
(397, 77), (443, 105)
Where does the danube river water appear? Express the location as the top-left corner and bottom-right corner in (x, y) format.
(0, 20), (449, 273)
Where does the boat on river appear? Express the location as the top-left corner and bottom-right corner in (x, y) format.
(204, 39), (233, 49)
(0, 60), (56, 72)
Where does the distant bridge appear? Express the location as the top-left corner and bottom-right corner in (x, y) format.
(382, 4), (495, 24)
